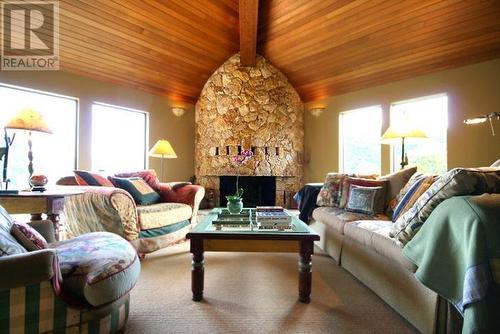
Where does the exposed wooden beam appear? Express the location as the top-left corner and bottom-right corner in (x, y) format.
(239, 0), (259, 66)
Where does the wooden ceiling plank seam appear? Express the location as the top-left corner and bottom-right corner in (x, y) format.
(170, 0), (239, 30)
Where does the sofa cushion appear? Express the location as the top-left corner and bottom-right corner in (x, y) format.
(11, 221), (48, 251)
(74, 170), (114, 187)
(137, 202), (192, 230)
(386, 172), (424, 218)
(110, 177), (161, 205)
(390, 167), (500, 245)
(312, 206), (389, 234)
(392, 175), (436, 221)
(316, 173), (347, 207)
(114, 170), (161, 190)
(345, 220), (416, 272)
(339, 176), (388, 210)
(0, 206), (27, 256)
(345, 185), (385, 215)
(379, 166), (417, 211)
(53, 232), (140, 307)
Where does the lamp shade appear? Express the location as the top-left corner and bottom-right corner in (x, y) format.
(149, 139), (177, 158)
(5, 108), (53, 134)
(381, 125), (427, 144)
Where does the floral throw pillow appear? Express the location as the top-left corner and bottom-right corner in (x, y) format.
(316, 173), (347, 207)
(10, 221), (48, 251)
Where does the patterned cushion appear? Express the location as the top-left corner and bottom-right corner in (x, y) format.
(390, 167), (500, 245)
(386, 172), (424, 218)
(339, 176), (388, 209)
(11, 221), (48, 251)
(53, 232), (140, 306)
(391, 175), (436, 221)
(316, 173), (347, 207)
(113, 170), (161, 190)
(345, 185), (385, 215)
(0, 206), (27, 256)
(109, 177), (161, 205)
(379, 167), (417, 210)
(74, 170), (114, 187)
(137, 202), (192, 230)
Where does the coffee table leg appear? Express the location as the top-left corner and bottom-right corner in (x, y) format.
(191, 239), (204, 301)
(299, 241), (313, 303)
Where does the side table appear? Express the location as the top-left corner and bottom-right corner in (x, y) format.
(0, 189), (83, 240)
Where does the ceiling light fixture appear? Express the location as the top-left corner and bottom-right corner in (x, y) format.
(464, 112), (499, 136)
(172, 107), (186, 117)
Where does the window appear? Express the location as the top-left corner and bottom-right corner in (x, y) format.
(340, 106), (382, 174)
(0, 84), (78, 189)
(91, 103), (148, 173)
(390, 94), (448, 174)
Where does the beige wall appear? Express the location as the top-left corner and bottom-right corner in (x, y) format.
(0, 71), (195, 181)
(304, 58), (500, 183)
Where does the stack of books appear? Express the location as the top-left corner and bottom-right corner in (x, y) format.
(255, 206), (291, 230)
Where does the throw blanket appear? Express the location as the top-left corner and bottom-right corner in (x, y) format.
(403, 194), (500, 333)
(294, 183), (322, 223)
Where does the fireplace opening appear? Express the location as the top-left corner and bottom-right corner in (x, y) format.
(219, 176), (276, 207)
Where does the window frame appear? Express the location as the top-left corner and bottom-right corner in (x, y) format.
(91, 102), (149, 172)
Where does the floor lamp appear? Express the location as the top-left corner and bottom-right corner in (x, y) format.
(149, 139), (177, 182)
(381, 125), (427, 169)
(5, 108), (53, 179)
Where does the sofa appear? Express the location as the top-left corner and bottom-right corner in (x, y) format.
(307, 167), (500, 333)
(57, 170), (205, 255)
(0, 206), (140, 333)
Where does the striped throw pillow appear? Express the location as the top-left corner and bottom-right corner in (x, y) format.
(392, 175), (436, 221)
(74, 170), (114, 187)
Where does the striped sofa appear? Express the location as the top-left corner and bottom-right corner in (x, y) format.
(0, 213), (139, 333)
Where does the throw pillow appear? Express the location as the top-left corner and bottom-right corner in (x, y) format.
(113, 170), (161, 190)
(11, 221), (48, 251)
(316, 173), (347, 207)
(345, 185), (384, 215)
(390, 168), (500, 246)
(391, 175), (436, 221)
(109, 177), (161, 205)
(74, 170), (114, 187)
(0, 206), (27, 256)
(339, 176), (388, 212)
(379, 166), (417, 208)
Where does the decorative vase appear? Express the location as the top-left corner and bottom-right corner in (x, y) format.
(227, 198), (243, 214)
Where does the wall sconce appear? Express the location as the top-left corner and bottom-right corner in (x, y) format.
(172, 107), (186, 117)
(309, 107), (325, 117)
(464, 112), (499, 136)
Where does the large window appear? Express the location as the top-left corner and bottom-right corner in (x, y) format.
(91, 103), (148, 173)
(390, 94), (448, 174)
(0, 84), (78, 189)
(339, 106), (382, 174)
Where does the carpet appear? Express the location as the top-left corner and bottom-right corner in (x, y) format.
(126, 242), (417, 333)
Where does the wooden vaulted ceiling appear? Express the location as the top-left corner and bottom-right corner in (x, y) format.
(55, 0), (500, 103)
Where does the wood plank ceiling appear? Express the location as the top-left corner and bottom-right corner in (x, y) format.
(53, 0), (500, 103)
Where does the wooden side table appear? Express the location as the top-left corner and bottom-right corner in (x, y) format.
(0, 189), (83, 240)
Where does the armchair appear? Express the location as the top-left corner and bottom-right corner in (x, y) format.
(0, 211), (139, 333)
(58, 170), (205, 255)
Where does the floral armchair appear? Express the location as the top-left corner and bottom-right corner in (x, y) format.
(58, 170), (205, 255)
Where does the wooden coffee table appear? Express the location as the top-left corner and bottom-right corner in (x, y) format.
(186, 208), (320, 303)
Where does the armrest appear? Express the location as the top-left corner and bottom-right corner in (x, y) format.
(0, 249), (57, 289)
(29, 220), (56, 243)
(158, 183), (205, 224)
(62, 186), (140, 241)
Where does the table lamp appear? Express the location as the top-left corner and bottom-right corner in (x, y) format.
(381, 124), (427, 169)
(149, 139), (177, 182)
(5, 108), (53, 178)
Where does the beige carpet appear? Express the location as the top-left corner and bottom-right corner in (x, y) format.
(126, 242), (417, 334)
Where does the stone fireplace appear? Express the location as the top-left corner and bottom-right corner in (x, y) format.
(195, 53), (304, 207)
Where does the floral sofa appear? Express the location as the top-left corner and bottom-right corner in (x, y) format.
(0, 206), (140, 333)
(58, 170), (205, 255)
(308, 166), (500, 333)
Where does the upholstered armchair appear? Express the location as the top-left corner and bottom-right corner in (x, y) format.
(58, 170), (205, 255)
(0, 209), (140, 333)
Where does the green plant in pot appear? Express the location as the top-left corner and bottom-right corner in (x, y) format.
(226, 149), (254, 214)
